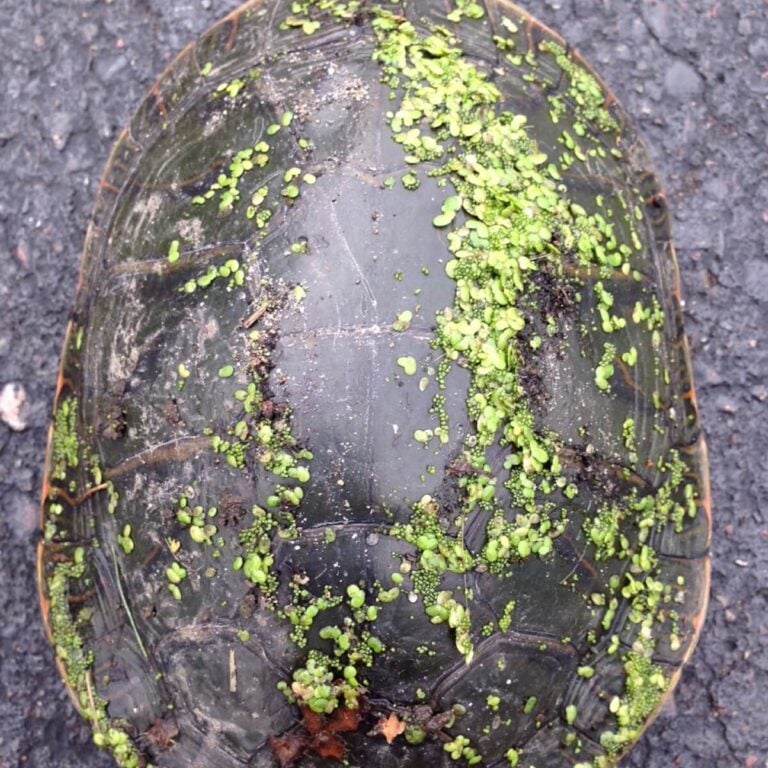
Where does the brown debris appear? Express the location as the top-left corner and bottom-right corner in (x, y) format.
(162, 398), (184, 428)
(99, 383), (128, 439)
(260, 399), (275, 420)
(268, 706), (364, 767)
(310, 732), (346, 760)
(142, 716), (179, 752)
(219, 491), (247, 527)
(326, 706), (361, 733)
(300, 707), (325, 736)
(268, 733), (306, 768)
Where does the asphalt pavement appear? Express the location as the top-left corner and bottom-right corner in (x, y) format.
(0, 1), (766, 766)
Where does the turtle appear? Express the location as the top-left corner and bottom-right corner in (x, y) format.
(37, 2), (711, 767)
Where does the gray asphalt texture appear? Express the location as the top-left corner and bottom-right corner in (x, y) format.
(0, 1), (766, 767)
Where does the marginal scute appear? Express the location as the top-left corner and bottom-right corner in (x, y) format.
(473, 519), (625, 648)
(432, 635), (578, 762)
(159, 630), (296, 755)
(616, 553), (710, 666)
(40, 2), (709, 768)
(129, 46), (200, 146)
(505, 721), (606, 768)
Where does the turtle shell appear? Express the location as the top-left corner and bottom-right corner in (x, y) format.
(38, 2), (710, 767)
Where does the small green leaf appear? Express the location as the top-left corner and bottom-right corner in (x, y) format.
(167, 240), (180, 264)
(433, 211), (456, 228)
(397, 356), (417, 376)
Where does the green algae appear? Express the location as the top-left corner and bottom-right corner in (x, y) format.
(51, 396), (79, 482)
(444, 733), (483, 764)
(538, 40), (619, 135)
(236, 505), (280, 594)
(365, 6), (691, 764)
(48, 556), (145, 768)
(277, 582), (385, 713)
(600, 651), (667, 755)
(117, 524), (134, 555)
(397, 355), (417, 376)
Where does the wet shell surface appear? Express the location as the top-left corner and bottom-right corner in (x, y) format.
(39, 2), (710, 767)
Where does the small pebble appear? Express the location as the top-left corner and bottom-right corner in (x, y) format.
(0, 383), (27, 431)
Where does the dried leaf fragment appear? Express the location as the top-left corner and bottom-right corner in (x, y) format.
(377, 712), (406, 744)
(327, 706), (361, 733)
(311, 732), (346, 759)
(300, 707), (325, 736)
